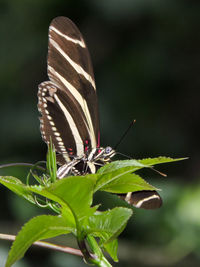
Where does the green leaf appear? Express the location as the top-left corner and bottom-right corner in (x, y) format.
(87, 207), (133, 244)
(103, 239), (118, 262)
(98, 157), (186, 175)
(97, 159), (148, 174)
(29, 176), (97, 223)
(138, 156), (187, 166)
(0, 176), (35, 204)
(94, 157), (185, 193)
(6, 215), (72, 267)
(95, 169), (157, 193)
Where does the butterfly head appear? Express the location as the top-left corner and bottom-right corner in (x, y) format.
(96, 146), (116, 162)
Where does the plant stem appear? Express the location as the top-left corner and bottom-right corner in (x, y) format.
(77, 235), (112, 267)
(0, 233), (82, 257)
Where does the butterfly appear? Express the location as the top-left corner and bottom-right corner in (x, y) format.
(38, 16), (162, 209)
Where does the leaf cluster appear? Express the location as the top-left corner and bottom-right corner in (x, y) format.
(0, 145), (184, 266)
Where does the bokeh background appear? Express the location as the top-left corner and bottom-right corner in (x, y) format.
(0, 0), (200, 266)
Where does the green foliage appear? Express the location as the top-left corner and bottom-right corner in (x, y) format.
(95, 170), (157, 193)
(103, 239), (118, 262)
(0, 176), (35, 204)
(0, 145), (184, 266)
(6, 215), (70, 267)
(87, 208), (132, 244)
(46, 139), (57, 183)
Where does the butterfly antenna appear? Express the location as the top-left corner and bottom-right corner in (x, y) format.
(115, 151), (132, 159)
(114, 119), (136, 150)
(150, 166), (167, 177)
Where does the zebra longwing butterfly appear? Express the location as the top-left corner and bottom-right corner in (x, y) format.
(38, 16), (162, 209)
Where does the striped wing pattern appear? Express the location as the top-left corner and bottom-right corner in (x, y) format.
(38, 16), (162, 209)
(121, 191), (162, 209)
(38, 17), (99, 163)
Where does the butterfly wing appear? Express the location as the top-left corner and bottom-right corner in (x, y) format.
(38, 17), (99, 162)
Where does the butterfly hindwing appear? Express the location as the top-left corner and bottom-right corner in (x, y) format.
(38, 79), (96, 159)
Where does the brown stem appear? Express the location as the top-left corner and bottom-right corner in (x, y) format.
(0, 233), (83, 257)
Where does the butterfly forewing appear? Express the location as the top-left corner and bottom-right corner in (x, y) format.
(47, 17), (99, 148)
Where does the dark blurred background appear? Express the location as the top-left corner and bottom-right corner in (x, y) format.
(0, 0), (200, 266)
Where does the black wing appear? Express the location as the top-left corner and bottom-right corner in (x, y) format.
(38, 17), (100, 162)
